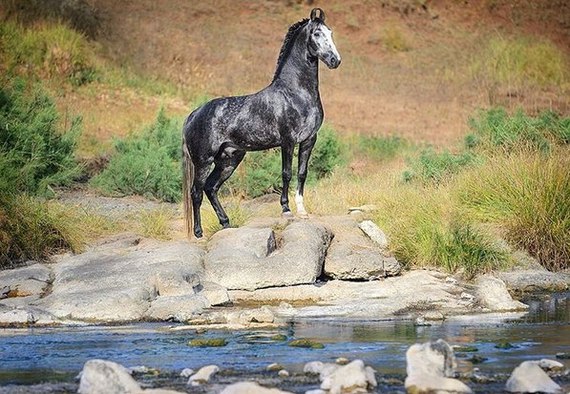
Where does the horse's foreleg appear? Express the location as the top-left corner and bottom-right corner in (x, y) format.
(191, 165), (210, 238)
(204, 151), (245, 228)
(280, 142), (295, 216)
(296, 136), (317, 218)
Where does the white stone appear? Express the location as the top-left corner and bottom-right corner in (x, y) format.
(303, 361), (339, 379)
(180, 368), (194, 377)
(220, 381), (294, 394)
(278, 369), (290, 378)
(205, 222), (332, 291)
(320, 359), (377, 394)
(405, 339), (472, 394)
(188, 365), (220, 385)
(506, 360), (562, 393)
(78, 359), (141, 394)
(358, 220), (389, 249)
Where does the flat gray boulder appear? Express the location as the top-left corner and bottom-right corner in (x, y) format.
(0, 263), (52, 299)
(33, 236), (205, 322)
(320, 216), (400, 280)
(204, 221), (332, 291)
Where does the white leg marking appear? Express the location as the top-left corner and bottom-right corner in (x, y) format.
(296, 190), (308, 218)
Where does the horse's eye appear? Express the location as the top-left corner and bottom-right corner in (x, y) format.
(314, 31), (321, 37)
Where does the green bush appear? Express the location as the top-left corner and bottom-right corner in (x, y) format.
(0, 195), (82, 268)
(466, 108), (569, 153)
(403, 149), (478, 184)
(90, 109), (182, 202)
(0, 79), (82, 197)
(357, 134), (408, 160)
(227, 125), (345, 198)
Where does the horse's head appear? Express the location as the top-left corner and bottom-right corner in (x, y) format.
(307, 8), (341, 69)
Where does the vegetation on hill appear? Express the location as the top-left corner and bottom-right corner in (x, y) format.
(0, 1), (568, 276)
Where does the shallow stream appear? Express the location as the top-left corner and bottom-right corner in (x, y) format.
(0, 293), (568, 393)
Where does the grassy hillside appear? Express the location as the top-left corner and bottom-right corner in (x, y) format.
(1, 0), (569, 274)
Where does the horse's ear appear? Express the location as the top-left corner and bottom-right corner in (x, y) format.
(310, 8), (325, 22)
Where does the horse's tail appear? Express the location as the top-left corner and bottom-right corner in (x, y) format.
(182, 133), (194, 239)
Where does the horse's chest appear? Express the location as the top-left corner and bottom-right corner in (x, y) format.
(291, 106), (322, 142)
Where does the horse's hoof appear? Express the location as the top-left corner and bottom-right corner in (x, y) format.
(282, 211), (294, 219)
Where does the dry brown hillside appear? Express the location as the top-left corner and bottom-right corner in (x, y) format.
(86, 0), (569, 147)
(74, 0), (570, 146)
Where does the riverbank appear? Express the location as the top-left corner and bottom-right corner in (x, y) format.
(1, 214), (568, 328)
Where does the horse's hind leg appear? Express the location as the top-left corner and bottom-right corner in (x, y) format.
(191, 164), (210, 238)
(204, 149), (246, 228)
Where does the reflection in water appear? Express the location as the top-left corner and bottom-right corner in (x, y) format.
(0, 293), (568, 389)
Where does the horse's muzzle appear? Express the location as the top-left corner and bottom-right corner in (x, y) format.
(327, 55), (341, 69)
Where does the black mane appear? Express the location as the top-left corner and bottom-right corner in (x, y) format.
(272, 18), (310, 81)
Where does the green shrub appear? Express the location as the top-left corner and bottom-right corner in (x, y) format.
(458, 151), (570, 271)
(227, 125), (345, 198)
(0, 79), (82, 197)
(466, 108), (569, 153)
(403, 149), (478, 184)
(0, 20), (97, 85)
(90, 109), (182, 202)
(357, 134), (408, 160)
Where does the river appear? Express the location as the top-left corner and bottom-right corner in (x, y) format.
(0, 293), (568, 393)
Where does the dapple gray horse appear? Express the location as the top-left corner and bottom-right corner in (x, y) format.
(182, 8), (341, 238)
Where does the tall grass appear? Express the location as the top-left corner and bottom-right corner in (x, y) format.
(374, 186), (509, 278)
(0, 20), (97, 85)
(472, 35), (568, 88)
(458, 151), (569, 271)
(0, 195), (115, 268)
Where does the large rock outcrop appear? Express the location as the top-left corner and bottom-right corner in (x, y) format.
(204, 221), (332, 291)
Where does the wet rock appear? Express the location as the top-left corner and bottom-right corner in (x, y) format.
(198, 281), (230, 306)
(188, 338), (228, 347)
(498, 269), (570, 293)
(288, 339), (325, 349)
(205, 222), (332, 290)
(475, 275), (529, 312)
(320, 216), (400, 280)
(238, 306), (275, 324)
(188, 365), (220, 385)
(320, 359), (377, 394)
(335, 357), (350, 365)
(423, 311), (445, 321)
(505, 360), (562, 393)
(495, 341), (515, 349)
(267, 363), (284, 371)
(278, 369), (290, 378)
(78, 359), (141, 394)
(405, 339), (472, 393)
(180, 368), (194, 377)
(304, 361), (340, 378)
(128, 365), (160, 375)
(537, 359), (564, 371)
(453, 345), (478, 353)
(220, 381), (294, 394)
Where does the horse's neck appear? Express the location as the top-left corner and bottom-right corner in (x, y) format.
(273, 38), (320, 99)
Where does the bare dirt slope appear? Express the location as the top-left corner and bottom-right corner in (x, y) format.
(90, 0), (569, 146)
